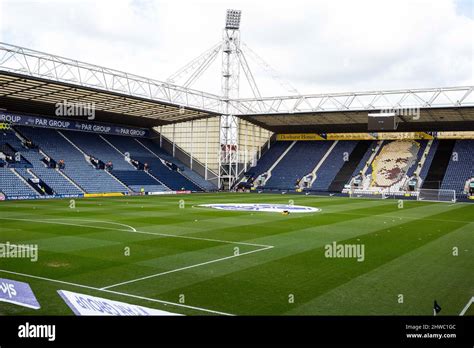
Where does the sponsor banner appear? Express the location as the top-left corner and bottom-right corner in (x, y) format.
(198, 203), (321, 213)
(368, 132), (434, 140)
(277, 131), (474, 141)
(147, 190), (192, 196)
(5, 194), (83, 201)
(84, 193), (124, 198)
(326, 133), (377, 140)
(0, 278), (41, 310)
(0, 112), (149, 138)
(347, 189), (418, 198)
(57, 290), (181, 316)
(434, 131), (474, 139)
(276, 133), (325, 141)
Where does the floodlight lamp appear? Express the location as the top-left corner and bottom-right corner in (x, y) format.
(225, 9), (241, 30)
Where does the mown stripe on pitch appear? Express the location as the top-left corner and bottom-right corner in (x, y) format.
(149, 199), (427, 245)
(286, 222), (474, 315)
(143, 204), (469, 314)
(100, 200), (439, 298)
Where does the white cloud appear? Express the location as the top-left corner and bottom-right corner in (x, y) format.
(1, 0), (472, 97)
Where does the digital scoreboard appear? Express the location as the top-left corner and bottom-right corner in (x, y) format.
(368, 112), (398, 131)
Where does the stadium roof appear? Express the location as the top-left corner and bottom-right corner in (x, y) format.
(0, 43), (222, 128)
(238, 107), (474, 133)
(1, 42), (473, 132)
(233, 87), (474, 132)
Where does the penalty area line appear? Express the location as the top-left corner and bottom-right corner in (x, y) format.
(0, 217), (273, 248)
(101, 245), (274, 290)
(47, 218), (138, 232)
(0, 269), (233, 316)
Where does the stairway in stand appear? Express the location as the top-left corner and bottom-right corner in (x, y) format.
(422, 140), (456, 189)
(328, 141), (371, 192)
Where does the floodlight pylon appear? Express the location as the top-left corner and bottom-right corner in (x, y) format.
(219, 10), (242, 190)
(166, 9), (286, 189)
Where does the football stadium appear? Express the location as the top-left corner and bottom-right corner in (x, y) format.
(0, 2), (473, 335)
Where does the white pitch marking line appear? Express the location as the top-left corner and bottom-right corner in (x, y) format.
(0, 217), (273, 248)
(459, 296), (474, 316)
(0, 216), (275, 295)
(101, 245), (274, 290)
(0, 269), (233, 316)
(47, 218), (137, 232)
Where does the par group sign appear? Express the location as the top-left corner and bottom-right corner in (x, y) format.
(0, 112), (149, 138)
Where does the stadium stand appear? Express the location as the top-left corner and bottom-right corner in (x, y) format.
(2, 122), (473, 199)
(0, 123), (219, 197)
(1, 129), (83, 195)
(312, 140), (358, 192)
(328, 141), (372, 192)
(102, 135), (202, 191)
(137, 138), (214, 191)
(405, 140), (428, 177)
(1, 129), (82, 196)
(441, 140), (474, 193)
(350, 141), (378, 177)
(0, 168), (38, 196)
(0, 130), (32, 168)
(422, 140), (456, 189)
(246, 141), (291, 179)
(62, 131), (169, 192)
(16, 156), (83, 196)
(111, 170), (168, 193)
(368, 140), (420, 188)
(419, 140), (439, 181)
(265, 141), (333, 189)
(17, 127), (128, 193)
(63, 131), (135, 170)
(15, 168), (51, 195)
(364, 141), (385, 177)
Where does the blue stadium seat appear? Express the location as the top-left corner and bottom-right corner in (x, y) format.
(419, 140), (439, 180)
(265, 141), (333, 189)
(138, 138), (216, 191)
(406, 140), (428, 177)
(16, 127), (128, 194)
(0, 168), (38, 197)
(8, 137), (83, 195)
(246, 141), (291, 179)
(351, 141), (378, 177)
(63, 131), (134, 170)
(0, 130), (33, 168)
(312, 141), (358, 191)
(441, 140), (474, 193)
(103, 135), (202, 191)
(111, 170), (168, 192)
(3, 125), (472, 198)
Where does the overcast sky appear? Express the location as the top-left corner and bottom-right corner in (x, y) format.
(0, 0), (472, 97)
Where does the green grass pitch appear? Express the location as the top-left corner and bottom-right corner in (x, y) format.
(0, 193), (473, 316)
